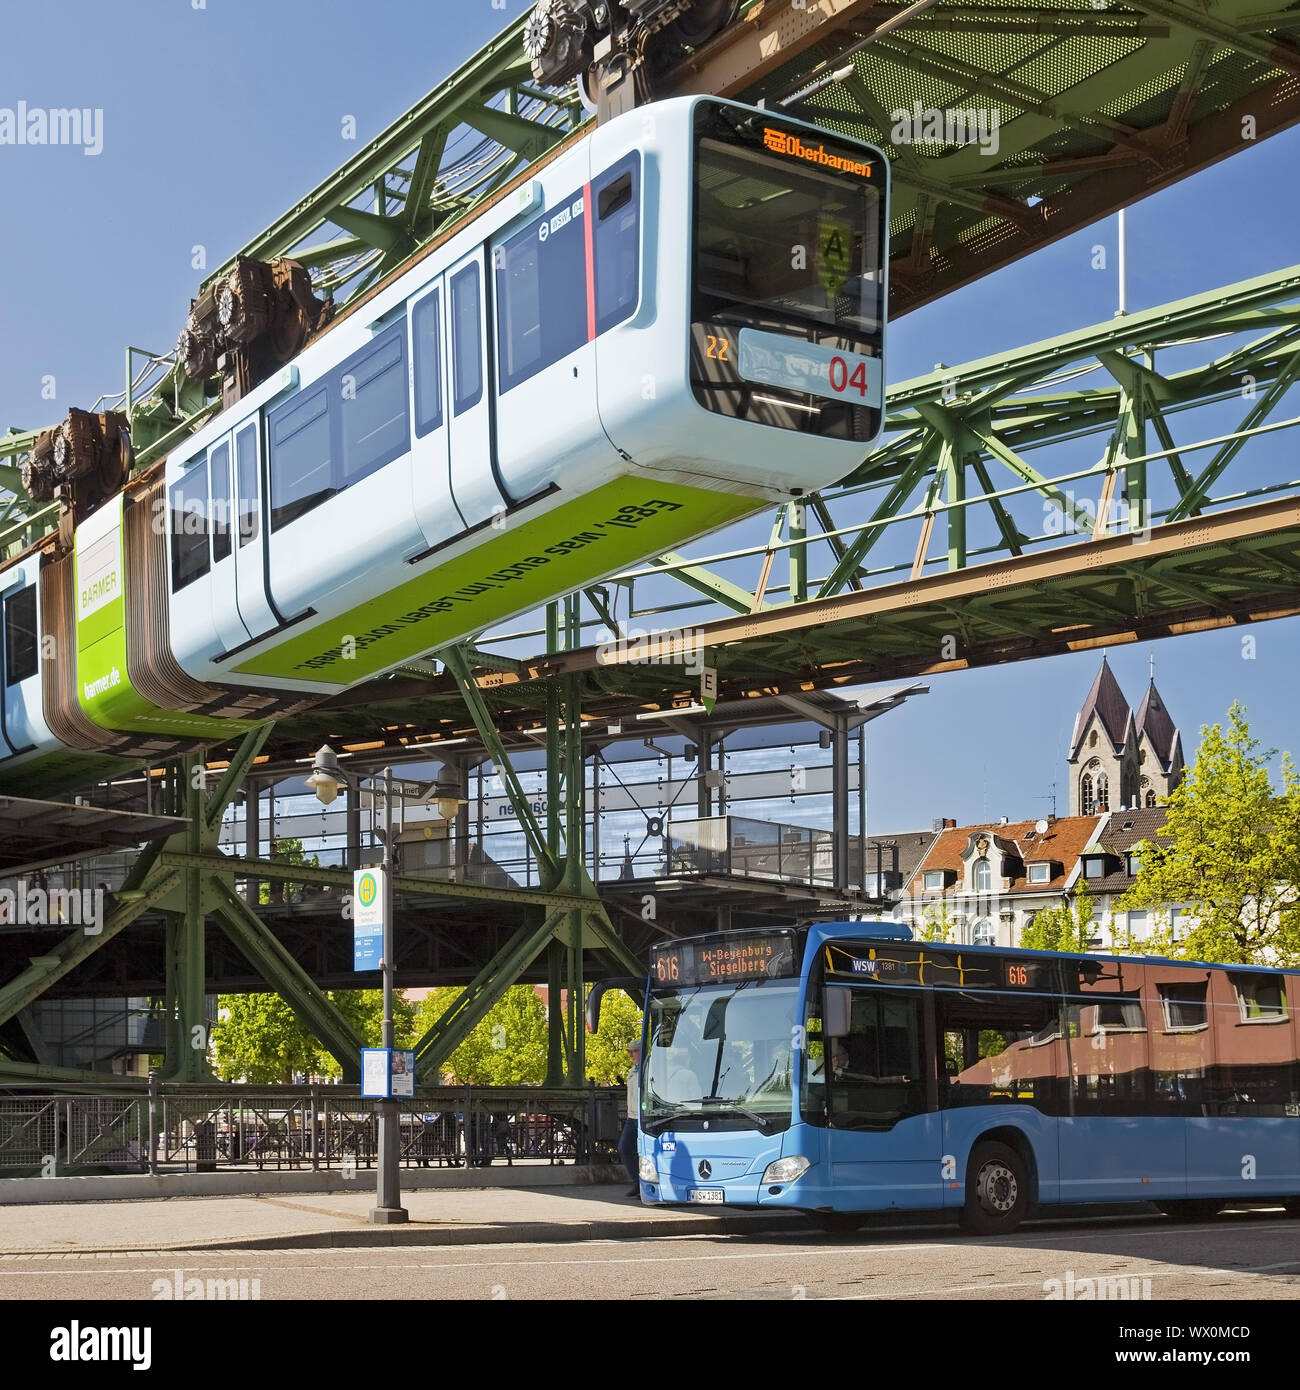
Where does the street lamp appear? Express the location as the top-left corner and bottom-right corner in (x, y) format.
(307, 745), (406, 1225)
(305, 746), (466, 1224)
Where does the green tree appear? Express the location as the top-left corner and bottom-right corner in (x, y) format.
(1120, 702), (1300, 965)
(411, 985), (549, 1084)
(584, 985), (643, 1084)
(915, 897), (956, 943)
(212, 992), (327, 1083)
(260, 837), (319, 905)
(211, 989), (412, 1082)
(1021, 883), (1096, 953)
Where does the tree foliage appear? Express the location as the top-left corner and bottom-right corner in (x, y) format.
(211, 989), (414, 1083)
(1021, 883), (1096, 953)
(1120, 702), (1300, 965)
(259, 837), (320, 905)
(411, 986), (549, 1085)
(915, 897), (956, 943)
(584, 985), (643, 1085)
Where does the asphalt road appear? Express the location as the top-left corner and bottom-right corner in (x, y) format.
(2, 1210), (1297, 1301)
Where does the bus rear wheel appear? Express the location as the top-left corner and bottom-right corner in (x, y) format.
(1156, 1201), (1224, 1221)
(960, 1142), (1030, 1235)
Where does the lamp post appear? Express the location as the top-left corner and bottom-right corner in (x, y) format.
(305, 749), (412, 1223)
(306, 747), (467, 1223)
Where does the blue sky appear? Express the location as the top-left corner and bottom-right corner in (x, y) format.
(2, 0), (1297, 831)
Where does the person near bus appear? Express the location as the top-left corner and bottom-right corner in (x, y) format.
(619, 1040), (642, 1197)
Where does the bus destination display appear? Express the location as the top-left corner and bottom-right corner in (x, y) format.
(651, 931), (797, 987)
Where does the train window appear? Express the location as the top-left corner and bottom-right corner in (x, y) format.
(338, 327), (408, 487)
(495, 190), (588, 392)
(4, 585), (37, 686)
(451, 263), (483, 414)
(594, 155), (640, 334)
(169, 465), (211, 591)
(210, 442), (232, 563)
(268, 384), (334, 531)
(235, 425), (259, 546)
(412, 292), (443, 437)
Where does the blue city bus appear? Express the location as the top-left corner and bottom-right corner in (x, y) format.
(592, 922), (1300, 1232)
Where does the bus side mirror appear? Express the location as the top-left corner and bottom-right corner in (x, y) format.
(823, 985), (852, 1039)
(586, 976), (642, 1034)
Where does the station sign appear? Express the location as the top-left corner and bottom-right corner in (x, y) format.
(352, 866), (386, 971)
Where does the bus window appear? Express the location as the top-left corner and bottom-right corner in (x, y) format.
(210, 441), (232, 563)
(594, 155), (640, 333)
(495, 190), (587, 392)
(338, 328), (408, 487)
(936, 988), (1064, 1110)
(235, 425), (259, 546)
(170, 465), (211, 591)
(451, 263), (483, 415)
(412, 291), (443, 436)
(4, 585), (37, 685)
(825, 992), (925, 1130)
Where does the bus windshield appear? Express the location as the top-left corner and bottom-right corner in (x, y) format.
(690, 102), (886, 440)
(642, 980), (798, 1134)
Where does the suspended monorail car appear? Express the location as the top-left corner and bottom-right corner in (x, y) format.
(0, 95), (889, 792)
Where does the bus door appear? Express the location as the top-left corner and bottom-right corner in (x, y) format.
(230, 420), (280, 642)
(206, 435), (251, 653)
(444, 249), (508, 531)
(823, 987), (941, 1210)
(406, 285), (459, 552)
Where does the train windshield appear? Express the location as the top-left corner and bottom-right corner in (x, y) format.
(691, 102), (886, 441)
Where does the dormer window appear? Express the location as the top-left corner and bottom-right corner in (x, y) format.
(1027, 862), (1051, 885)
(974, 858), (992, 892)
(1126, 852), (1142, 875)
(923, 870), (945, 891)
(1081, 854), (1109, 879)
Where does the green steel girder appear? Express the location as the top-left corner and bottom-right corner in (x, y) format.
(441, 643), (558, 881)
(155, 850), (595, 912)
(412, 908), (566, 1080)
(0, 871), (181, 1028)
(210, 880), (364, 1080)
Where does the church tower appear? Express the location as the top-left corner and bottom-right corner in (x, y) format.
(1067, 657), (1184, 815)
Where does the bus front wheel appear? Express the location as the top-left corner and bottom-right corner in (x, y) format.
(959, 1142), (1030, 1235)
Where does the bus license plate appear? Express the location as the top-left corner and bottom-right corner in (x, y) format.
(689, 1188), (724, 1204)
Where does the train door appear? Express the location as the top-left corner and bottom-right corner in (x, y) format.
(230, 420), (281, 641)
(207, 436), (251, 652)
(407, 286), (459, 552)
(1, 571), (38, 755)
(444, 249), (507, 529)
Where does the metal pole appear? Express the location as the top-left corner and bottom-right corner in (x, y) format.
(1117, 207), (1128, 316)
(371, 765), (408, 1223)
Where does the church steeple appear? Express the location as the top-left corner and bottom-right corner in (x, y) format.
(1067, 657), (1185, 814)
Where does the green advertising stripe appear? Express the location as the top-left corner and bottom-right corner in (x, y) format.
(75, 498), (260, 739)
(235, 479), (758, 683)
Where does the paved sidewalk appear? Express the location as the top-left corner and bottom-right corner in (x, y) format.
(0, 1184), (808, 1253)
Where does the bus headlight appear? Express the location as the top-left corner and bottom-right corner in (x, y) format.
(638, 1156), (657, 1182)
(762, 1156), (810, 1184)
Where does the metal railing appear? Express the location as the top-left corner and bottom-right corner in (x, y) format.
(666, 815), (854, 890)
(0, 1083), (623, 1175)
